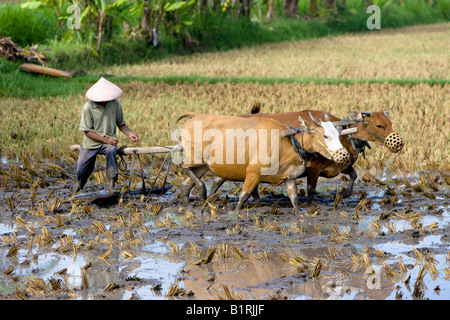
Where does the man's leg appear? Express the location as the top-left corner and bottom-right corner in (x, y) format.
(98, 144), (119, 194)
(75, 146), (100, 192)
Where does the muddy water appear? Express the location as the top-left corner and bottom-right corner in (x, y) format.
(0, 161), (449, 300)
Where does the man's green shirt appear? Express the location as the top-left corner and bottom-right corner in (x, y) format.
(79, 99), (126, 149)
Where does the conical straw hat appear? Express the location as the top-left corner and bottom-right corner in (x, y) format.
(85, 77), (123, 102)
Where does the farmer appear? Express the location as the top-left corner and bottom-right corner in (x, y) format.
(74, 77), (139, 194)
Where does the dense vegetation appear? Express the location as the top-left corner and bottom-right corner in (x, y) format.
(1, 0), (449, 71)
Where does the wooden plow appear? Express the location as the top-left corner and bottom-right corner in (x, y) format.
(69, 144), (181, 204)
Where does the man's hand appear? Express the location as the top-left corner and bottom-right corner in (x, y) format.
(129, 133), (139, 143)
(118, 124), (139, 143)
(106, 137), (119, 146)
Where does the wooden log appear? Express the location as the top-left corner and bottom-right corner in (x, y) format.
(341, 127), (358, 135)
(20, 63), (74, 78)
(69, 145), (179, 154)
(331, 118), (364, 127)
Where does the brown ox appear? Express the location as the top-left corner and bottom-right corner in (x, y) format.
(215, 107), (403, 199)
(173, 112), (350, 210)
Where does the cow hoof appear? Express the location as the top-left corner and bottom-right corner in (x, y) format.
(339, 190), (352, 199)
(181, 196), (190, 207)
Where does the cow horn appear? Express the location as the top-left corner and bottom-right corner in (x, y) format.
(361, 112), (372, 117)
(321, 109), (331, 122)
(309, 112), (320, 126)
(298, 116), (308, 129)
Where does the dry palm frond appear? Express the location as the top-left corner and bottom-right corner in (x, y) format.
(147, 203), (162, 215)
(91, 220), (108, 234)
(311, 258), (323, 278)
(350, 254), (360, 266)
(355, 198), (368, 217)
(226, 224), (240, 234)
(230, 246), (245, 260)
(217, 243), (229, 259)
(7, 244), (19, 258)
(413, 248), (423, 261)
(25, 277), (48, 296)
(15, 287), (28, 300)
(5, 265), (15, 275)
(183, 210), (194, 222)
(279, 252), (289, 263)
(423, 222), (439, 230)
(104, 283), (120, 292)
(187, 242), (202, 257)
(399, 258), (408, 273)
(326, 246), (337, 261)
(121, 250), (134, 259)
(82, 205), (93, 214)
(203, 247), (216, 264)
(252, 249), (269, 261)
(166, 283), (187, 297)
(306, 205), (321, 217)
(168, 241), (179, 254)
(383, 263), (396, 278)
(416, 266), (427, 282)
(386, 221), (396, 234)
(213, 285), (243, 300)
(314, 223), (321, 235)
(48, 277), (63, 292)
(99, 248), (113, 260)
(6, 194), (16, 210)
(373, 249), (386, 258)
(55, 213), (65, 228)
(47, 197), (61, 213)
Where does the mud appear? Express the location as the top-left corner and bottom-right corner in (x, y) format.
(0, 158), (449, 300)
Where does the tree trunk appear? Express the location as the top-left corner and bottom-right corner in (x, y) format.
(283, 0), (298, 17)
(239, 0), (253, 18)
(309, 0), (317, 15)
(266, 0), (273, 19)
(96, 12), (105, 51)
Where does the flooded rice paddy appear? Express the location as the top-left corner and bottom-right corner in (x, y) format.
(0, 158), (449, 300)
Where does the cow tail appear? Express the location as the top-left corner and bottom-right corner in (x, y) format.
(172, 113), (195, 146)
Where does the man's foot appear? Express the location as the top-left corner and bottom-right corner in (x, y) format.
(72, 182), (82, 194)
(108, 179), (116, 195)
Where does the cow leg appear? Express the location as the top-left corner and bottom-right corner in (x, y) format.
(211, 177), (260, 199)
(210, 176), (226, 196)
(339, 166), (357, 198)
(181, 166), (208, 205)
(306, 169), (320, 200)
(285, 179), (299, 211)
(250, 183), (260, 199)
(236, 172), (260, 210)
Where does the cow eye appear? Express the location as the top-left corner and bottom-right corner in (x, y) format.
(324, 135), (328, 139)
(376, 124), (385, 129)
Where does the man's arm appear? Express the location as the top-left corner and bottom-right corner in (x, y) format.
(85, 131), (118, 146)
(118, 124), (139, 143)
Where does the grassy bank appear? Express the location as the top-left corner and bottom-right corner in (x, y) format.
(1, 22), (449, 98)
(1, 1), (449, 71)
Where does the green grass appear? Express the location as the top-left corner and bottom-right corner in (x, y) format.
(0, 3), (58, 47)
(1, 58), (448, 98)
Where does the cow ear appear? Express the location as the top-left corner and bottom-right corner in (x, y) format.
(350, 110), (361, 120)
(384, 110), (389, 118)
